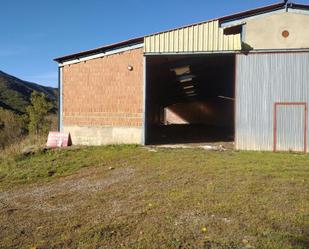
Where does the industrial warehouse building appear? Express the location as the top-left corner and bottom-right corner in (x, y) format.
(55, 2), (309, 152)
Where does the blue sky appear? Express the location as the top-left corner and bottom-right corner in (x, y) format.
(1, 0), (308, 87)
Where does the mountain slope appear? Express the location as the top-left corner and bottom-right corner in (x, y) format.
(0, 70), (57, 114)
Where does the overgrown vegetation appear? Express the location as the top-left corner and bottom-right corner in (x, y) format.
(0, 70), (57, 150)
(0, 146), (308, 249)
(0, 108), (26, 149)
(27, 92), (53, 135)
(0, 91), (56, 150)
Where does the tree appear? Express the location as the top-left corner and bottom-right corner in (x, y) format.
(0, 108), (26, 149)
(26, 92), (52, 136)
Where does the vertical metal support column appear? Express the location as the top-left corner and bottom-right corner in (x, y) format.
(58, 66), (63, 132)
(141, 56), (147, 145)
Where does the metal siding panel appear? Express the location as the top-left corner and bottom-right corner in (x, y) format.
(188, 26), (194, 52)
(203, 23), (209, 51)
(223, 33), (229, 50)
(151, 36), (155, 53)
(159, 33), (165, 53)
(236, 53), (309, 151)
(238, 34), (242, 50)
(144, 20), (241, 53)
(234, 34), (241, 50)
(154, 35), (160, 53)
(147, 37), (152, 52)
(179, 29), (184, 52)
(174, 30), (179, 52)
(183, 27), (189, 52)
(218, 27), (224, 51)
(144, 37), (149, 52)
(164, 32), (169, 52)
(228, 35), (234, 50)
(147, 37), (150, 52)
(193, 25), (198, 52)
(169, 32), (174, 52)
(198, 24), (204, 51)
(208, 21), (214, 50)
(276, 105), (305, 151)
(151, 36), (155, 52)
(213, 21), (219, 51)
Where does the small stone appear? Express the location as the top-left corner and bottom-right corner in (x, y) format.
(42, 147), (50, 152)
(242, 239), (249, 244)
(218, 145), (226, 151)
(108, 167), (115, 170)
(48, 170), (55, 177)
(21, 146), (36, 156)
(222, 218), (231, 223)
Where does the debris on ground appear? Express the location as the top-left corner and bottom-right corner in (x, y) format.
(147, 148), (158, 152)
(156, 144), (191, 149)
(21, 146), (36, 156)
(222, 217), (231, 223)
(47, 170), (56, 177)
(147, 143), (229, 151)
(200, 144), (226, 151)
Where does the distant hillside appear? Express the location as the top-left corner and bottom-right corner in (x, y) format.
(0, 70), (57, 114)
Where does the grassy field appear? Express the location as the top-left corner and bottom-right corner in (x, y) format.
(0, 145), (308, 249)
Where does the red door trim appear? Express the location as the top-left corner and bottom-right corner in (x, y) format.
(274, 102), (307, 153)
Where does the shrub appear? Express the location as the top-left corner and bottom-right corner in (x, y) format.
(0, 108), (27, 149)
(27, 92), (53, 136)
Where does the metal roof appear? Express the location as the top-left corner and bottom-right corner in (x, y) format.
(218, 2), (286, 22)
(54, 2), (309, 62)
(54, 37), (143, 62)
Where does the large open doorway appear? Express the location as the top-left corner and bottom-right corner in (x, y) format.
(145, 54), (236, 145)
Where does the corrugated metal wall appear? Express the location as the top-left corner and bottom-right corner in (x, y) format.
(276, 104), (306, 152)
(144, 20), (241, 53)
(236, 53), (309, 151)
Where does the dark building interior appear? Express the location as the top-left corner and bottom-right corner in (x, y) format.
(145, 54), (236, 145)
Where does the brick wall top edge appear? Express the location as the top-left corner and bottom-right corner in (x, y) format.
(62, 47), (143, 68)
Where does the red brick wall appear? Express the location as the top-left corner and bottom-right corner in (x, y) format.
(62, 48), (143, 127)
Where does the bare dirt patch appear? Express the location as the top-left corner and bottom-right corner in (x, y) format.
(0, 166), (134, 213)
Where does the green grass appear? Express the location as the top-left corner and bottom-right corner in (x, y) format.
(0, 145), (140, 187)
(0, 146), (308, 249)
